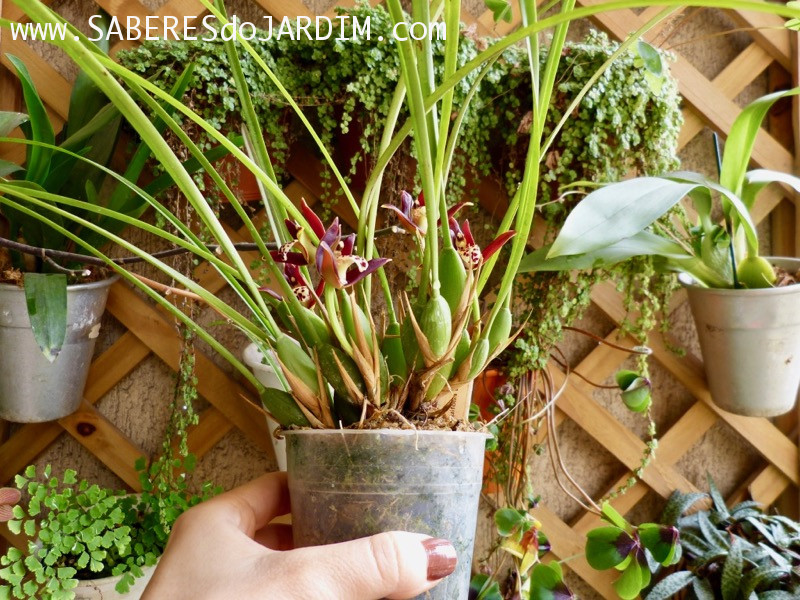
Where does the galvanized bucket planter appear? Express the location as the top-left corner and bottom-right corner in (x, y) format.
(682, 257), (800, 417)
(285, 429), (487, 600)
(0, 278), (116, 422)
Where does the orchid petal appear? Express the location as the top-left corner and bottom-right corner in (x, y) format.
(285, 219), (301, 239)
(320, 218), (341, 247)
(382, 204), (421, 233)
(270, 250), (308, 265)
(316, 241), (346, 288)
(345, 257), (391, 286)
(461, 220), (476, 246)
(400, 190), (414, 213)
(446, 201), (472, 219)
(301, 198), (326, 239)
(341, 233), (356, 256)
(482, 231), (517, 261)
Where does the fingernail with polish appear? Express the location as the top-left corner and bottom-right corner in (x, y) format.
(422, 538), (457, 581)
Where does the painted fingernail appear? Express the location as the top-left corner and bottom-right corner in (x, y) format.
(422, 538), (457, 581)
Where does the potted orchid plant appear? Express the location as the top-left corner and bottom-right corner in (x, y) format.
(3, 0), (800, 598)
(520, 87), (800, 418)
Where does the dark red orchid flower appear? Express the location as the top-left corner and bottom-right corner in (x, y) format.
(259, 264), (323, 308)
(270, 199), (327, 266)
(448, 217), (516, 269)
(382, 191), (471, 236)
(316, 218), (390, 289)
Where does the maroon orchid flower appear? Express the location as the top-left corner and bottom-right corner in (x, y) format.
(449, 217), (516, 269)
(382, 191), (472, 235)
(270, 199), (326, 266)
(316, 218), (390, 289)
(259, 264), (323, 308)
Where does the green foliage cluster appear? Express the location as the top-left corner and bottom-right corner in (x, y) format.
(645, 481), (800, 600)
(117, 5), (682, 375)
(0, 461), (216, 600)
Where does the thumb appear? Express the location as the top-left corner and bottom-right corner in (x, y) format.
(0, 488), (21, 523)
(272, 531), (457, 600)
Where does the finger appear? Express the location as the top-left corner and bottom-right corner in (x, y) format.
(204, 471), (290, 535)
(254, 523), (294, 550)
(0, 488), (21, 522)
(269, 531), (457, 600)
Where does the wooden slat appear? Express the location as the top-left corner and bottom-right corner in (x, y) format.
(0, 332), (151, 485)
(252, 0), (309, 19)
(104, 283), (273, 453)
(59, 402), (145, 490)
(729, 9), (792, 70)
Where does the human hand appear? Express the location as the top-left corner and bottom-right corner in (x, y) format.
(143, 472), (457, 600)
(0, 488), (21, 522)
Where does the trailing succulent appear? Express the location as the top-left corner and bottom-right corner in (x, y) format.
(0, 461), (216, 600)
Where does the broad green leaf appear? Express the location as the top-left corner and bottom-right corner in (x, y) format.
(529, 562), (574, 600)
(469, 574), (503, 600)
(644, 571), (694, 600)
(547, 178), (698, 259)
(484, 0), (512, 23)
(639, 523), (679, 565)
(601, 503), (631, 532)
(721, 539), (743, 600)
(585, 527), (634, 570)
(519, 231), (688, 273)
(0, 112), (28, 137)
(23, 273), (68, 362)
(495, 508), (526, 537)
(637, 41), (663, 76)
(65, 12), (111, 139)
(720, 87), (800, 195)
(742, 169), (800, 210)
(612, 560), (644, 600)
(666, 171), (758, 256)
(6, 55), (54, 185)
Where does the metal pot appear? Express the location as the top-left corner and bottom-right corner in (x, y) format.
(0, 277), (116, 422)
(682, 257), (800, 417)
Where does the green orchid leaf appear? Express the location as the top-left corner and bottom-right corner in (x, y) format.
(0, 112), (28, 137)
(637, 41), (663, 77)
(519, 231), (688, 273)
(742, 169), (800, 210)
(638, 523), (679, 565)
(644, 571), (694, 600)
(0, 160), (23, 178)
(612, 559), (644, 600)
(585, 526), (635, 570)
(23, 273), (68, 362)
(529, 562), (574, 600)
(719, 87), (800, 195)
(666, 171), (758, 256)
(547, 177), (698, 259)
(707, 475), (728, 516)
(6, 55), (54, 185)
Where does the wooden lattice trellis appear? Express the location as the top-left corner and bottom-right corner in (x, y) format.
(1, 0), (799, 597)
